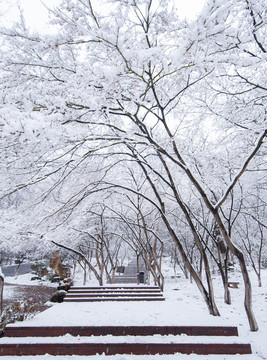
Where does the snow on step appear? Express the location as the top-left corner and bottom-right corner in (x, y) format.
(67, 290), (162, 294)
(65, 291), (163, 296)
(64, 285), (165, 302)
(65, 292), (162, 299)
(2, 325), (239, 337)
(114, 278), (138, 283)
(0, 342), (252, 356)
(68, 287), (161, 294)
(0, 335), (250, 344)
(64, 296), (165, 302)
(0, 325), (252, 356)
(0, 355), (256, 360)
(67, 286), (161, 290)
(69, 286), (160, 290)
(113, 259), (146, 284)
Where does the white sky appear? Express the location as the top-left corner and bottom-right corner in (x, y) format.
(1, 0), (207, 30)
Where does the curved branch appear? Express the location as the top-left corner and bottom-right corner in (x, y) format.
(215, 129), (267, 209)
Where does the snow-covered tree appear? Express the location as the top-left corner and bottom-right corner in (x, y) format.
(0, 0), (266, 330)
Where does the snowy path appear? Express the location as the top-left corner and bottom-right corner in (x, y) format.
(4, 284), (235, 328)
(1, 269), (266, 359)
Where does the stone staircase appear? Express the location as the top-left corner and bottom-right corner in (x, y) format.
(0, 325), (252, 356)
(114, 259), (146, 284)
(64, 285), (165, 302)
(0, 258), (253, 357)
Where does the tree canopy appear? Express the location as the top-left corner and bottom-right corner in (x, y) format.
(0, 0), (266, 331)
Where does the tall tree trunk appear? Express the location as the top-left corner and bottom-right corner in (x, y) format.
(214, 213), (258, 331)
(157, 152), (220, 316)
(164, 220), (220, 316)
(0, 274), (4, 316)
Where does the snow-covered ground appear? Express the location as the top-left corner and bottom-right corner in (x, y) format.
(1, 263), (266, 360)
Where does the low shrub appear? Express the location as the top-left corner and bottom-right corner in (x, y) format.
(0, 298), (41, 328)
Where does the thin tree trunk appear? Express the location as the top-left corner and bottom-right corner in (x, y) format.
(137, 253), (140, 284)
(0, 275), (4, 316)
(83, 262), (87, 286)
(257, 224), (263, 287)
(224, 250), (231, 305)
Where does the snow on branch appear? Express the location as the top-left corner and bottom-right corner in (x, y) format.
(215, 129), (267, 210)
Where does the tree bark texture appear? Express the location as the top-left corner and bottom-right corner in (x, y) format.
(0, 275), (3, 316)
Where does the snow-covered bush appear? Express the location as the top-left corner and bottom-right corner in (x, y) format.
(0, 298), (40, 327)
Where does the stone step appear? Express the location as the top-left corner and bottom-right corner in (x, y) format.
(113, 277), (138, 283)
(123, 269), (144, 274)
(68, 289), (161, 293)
(2, 325), (239, 337)
(64, 296), (165, 302)
(113, 259), (146, 284)
(70, 286), (159, 290)
(64, 293), (163, 298)
(64, 285), (164, 302)
(0, 342), (252, 356)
